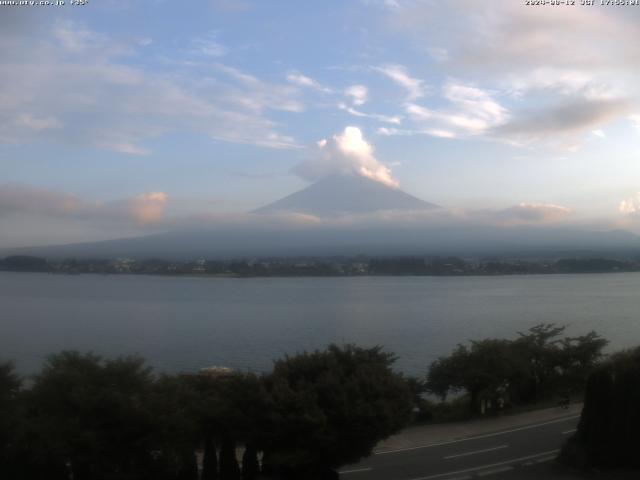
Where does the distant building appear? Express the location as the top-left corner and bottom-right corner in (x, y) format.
(112, 258), (134, 273)
(190, 258), (206, 273)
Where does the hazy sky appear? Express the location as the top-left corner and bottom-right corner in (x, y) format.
(2, 0), (640, 247)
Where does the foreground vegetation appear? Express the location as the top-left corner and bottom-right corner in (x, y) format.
(2, 325), (636, 478)
(0, 345), (412, 480)
(561, 346), (640, 470)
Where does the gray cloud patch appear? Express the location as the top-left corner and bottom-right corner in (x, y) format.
(496, 204), (572, 224)
(0, 185), (82, 218)
(0, 184), (168, 226)
(381, 1), (640, 148)
(492, 98), (632, 143)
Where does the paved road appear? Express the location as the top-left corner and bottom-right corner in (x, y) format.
(339, 414), (580, 480)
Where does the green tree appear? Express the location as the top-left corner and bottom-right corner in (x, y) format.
(25, 351), (156, 479)
(241, 444), (260, 480)
(0, 362), (22, 477)
(261, 344), (413, 479)
(427, 340), (517, 414)
(558, 331), (608, 391)
(426, 345), (468, 402)
(148, 374), (201, 479)
(189, 370), (269, 480)
(219, 438), (241, 480)
(513, 323), (566, 402)
(1, 255), (49, 272)
(426, 324), (603, 414)
(561, 346), (640, 469)
(201, 435), (218, 480)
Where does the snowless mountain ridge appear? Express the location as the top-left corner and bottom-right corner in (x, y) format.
(254, 174), (439, 216)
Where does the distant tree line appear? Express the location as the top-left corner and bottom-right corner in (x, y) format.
(0, 345), (413, 480)
(4, 254), (640, 277)
(0, 255), (51, 272)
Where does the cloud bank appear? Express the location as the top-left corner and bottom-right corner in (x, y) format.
(0, 181), (594, 250)
(377, 1), (640, 149)
(0, 185), (168, 226)
(495, 203), (572, 225)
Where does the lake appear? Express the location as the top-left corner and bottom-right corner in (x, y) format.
(1, 271), (639, 376)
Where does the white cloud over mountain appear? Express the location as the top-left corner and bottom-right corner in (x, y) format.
(291, 127), (400, 188)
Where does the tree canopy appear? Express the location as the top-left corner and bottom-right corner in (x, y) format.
(426, 324), (608, 414)
(561, 346), (640, 469)
(1, 345), (413, 480)
(262, 344), (413, 478)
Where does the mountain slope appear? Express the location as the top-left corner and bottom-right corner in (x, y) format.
(254, 174), (439, 216)
(4, 175), (640, 260)
(4, 224), (640, 260)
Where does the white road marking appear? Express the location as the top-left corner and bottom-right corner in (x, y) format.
(339, 467), (373, 474)
(562, 428), (577, 435)
(477, 465), (513, 476)
(406, 449), (560, 480)
(375, 415), (579, 455)
(443, 445), (508, 460)
(534, 456), (556, 464)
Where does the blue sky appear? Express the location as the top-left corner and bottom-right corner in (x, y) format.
(2, 0), (640, 247)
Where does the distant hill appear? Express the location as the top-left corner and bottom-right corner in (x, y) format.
(2, 224), (640, 261)
(254, 174), (439, 216)
(3, 174), (640, 260)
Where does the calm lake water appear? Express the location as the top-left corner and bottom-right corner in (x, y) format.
(2, 271), (639, 376)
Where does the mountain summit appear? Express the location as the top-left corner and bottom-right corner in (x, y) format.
(254, 174), (439, 216)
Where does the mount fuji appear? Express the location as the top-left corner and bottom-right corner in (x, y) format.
(4, 174), (640, 260)
(254, 174), (439, 216)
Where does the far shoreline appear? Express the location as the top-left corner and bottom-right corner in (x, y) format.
(2, 269), (640, 280)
